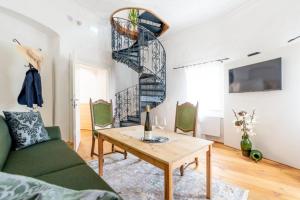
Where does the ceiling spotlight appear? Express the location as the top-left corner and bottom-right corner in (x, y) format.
(76, 20), (82, 26)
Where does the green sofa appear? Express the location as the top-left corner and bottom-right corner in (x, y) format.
(0, 116), (118, 196)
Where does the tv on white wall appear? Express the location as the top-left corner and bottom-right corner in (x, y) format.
(229, 58), (282, 93)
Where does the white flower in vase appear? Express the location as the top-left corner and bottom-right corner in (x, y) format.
(232, 109), (257, 157)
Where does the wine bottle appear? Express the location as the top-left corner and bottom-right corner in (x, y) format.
(144, 105), (152, 140)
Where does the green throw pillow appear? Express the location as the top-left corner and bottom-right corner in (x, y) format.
(3, 111), (50, 150)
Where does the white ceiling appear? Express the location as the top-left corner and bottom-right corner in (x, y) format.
(74, 0), (249, 33)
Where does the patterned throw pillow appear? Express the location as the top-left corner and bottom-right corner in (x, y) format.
(3, 111), (50, 150)
(0, 172), (121, 200)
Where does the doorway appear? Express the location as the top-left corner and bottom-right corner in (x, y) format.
(72, 62), (109, 152)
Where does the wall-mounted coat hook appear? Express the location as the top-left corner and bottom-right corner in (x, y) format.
(12, 38), (22, 46)
(24, 64), (34, 69)
(12, 38), (42, 51)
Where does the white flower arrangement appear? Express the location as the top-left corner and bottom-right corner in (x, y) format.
(232, 109), (256, 137)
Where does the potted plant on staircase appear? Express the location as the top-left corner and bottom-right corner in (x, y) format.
(128, 8), (138, 30)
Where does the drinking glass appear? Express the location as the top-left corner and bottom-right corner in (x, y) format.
(160, 118), (167, 130)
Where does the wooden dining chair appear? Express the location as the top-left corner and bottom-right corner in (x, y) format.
(174, 101), (199, 176)
(90, 98), (127, 159)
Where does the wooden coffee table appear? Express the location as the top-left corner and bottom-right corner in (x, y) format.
(98, 125), (213, 200)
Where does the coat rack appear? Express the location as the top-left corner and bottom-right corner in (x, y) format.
(12, 38), (42, 51)
(12, 38), (43, 70)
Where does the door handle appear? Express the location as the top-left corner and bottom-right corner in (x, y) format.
(71, 98), (79, 109)
(73, 102), (77, 109)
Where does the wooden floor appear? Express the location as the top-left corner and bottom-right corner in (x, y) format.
(78, 129), (300, 200)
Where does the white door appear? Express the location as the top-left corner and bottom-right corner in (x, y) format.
(70, 53), (81, 151)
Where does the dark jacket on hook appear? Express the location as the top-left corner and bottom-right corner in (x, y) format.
(18, 64), (43, 108)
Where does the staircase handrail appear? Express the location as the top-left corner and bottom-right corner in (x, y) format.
(115, 84), (139, 124)
(112, 17), (166, 84)
(112, 16), (166, 126)
(112, 17), (166, 52)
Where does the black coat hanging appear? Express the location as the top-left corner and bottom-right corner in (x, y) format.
(18, 64), (43, 108)
(13, 39), (44, 108)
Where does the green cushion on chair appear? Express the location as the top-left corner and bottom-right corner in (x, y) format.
(0, 116), (12, 170)
(36, 164), (115, 192)
(92, 101), (113, 127)
(2, 140), (84, 177)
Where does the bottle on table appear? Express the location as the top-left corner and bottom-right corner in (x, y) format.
(144, 105), (152, 140)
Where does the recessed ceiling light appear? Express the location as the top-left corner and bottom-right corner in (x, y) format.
(76, 20), (82, 26)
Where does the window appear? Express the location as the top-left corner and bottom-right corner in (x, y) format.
(185, 62), (224, 118)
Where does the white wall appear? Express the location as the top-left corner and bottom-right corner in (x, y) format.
(224, 42), (300, 169)
(0, 0), (113, 140)
(0, 7), (57, 126)
(151, 0), (300, 168)
(79, 66), (108, 103)
(154, 0), (300, 130)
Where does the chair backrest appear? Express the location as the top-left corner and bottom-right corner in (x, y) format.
(174, 101), (198, 137)
(90, 99), (113, 131)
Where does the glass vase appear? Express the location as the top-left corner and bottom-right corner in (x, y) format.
(241, 134), (252, 157)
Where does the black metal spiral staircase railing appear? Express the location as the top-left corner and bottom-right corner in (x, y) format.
(112, 11), (167, 127)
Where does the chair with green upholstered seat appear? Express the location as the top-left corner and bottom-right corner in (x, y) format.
(89, 98), (127, 158)
(174, 101), (199, 176)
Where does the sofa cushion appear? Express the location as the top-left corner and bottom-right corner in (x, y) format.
(3, 111), (50, 150)
(45, 126), (61, 140)
(0, 116), (12, 170)
(2, 140), (84, 177)
(36, 164), (116, 192)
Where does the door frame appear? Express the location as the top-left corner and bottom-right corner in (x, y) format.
(77, 62), (111, 101)
(70, 57), (111, 152)
(69, 52), (81, 151)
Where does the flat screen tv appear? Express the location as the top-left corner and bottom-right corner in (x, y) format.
(229, 58), (282, 93)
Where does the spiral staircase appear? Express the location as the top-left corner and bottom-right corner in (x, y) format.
(111, 9), (169, 127)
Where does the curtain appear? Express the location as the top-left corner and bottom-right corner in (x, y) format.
(185, 62), (224, 118)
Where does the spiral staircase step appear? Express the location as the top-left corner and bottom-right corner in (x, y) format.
(127, 115), (141, 123)
(139, 82), (162, 86)
(139, 11), (162, 24)
(120, 120), (140, 127)
(139, 73), (155, 79)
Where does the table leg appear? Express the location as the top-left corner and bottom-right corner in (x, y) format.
(206, 145), (212, 199)
(164, 165), (173, 200)
(98, 134), (104, 176)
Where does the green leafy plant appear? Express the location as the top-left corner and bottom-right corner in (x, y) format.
(128, 8), (138, 29)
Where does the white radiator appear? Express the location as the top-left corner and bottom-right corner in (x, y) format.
(201, 117), (223, 137)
